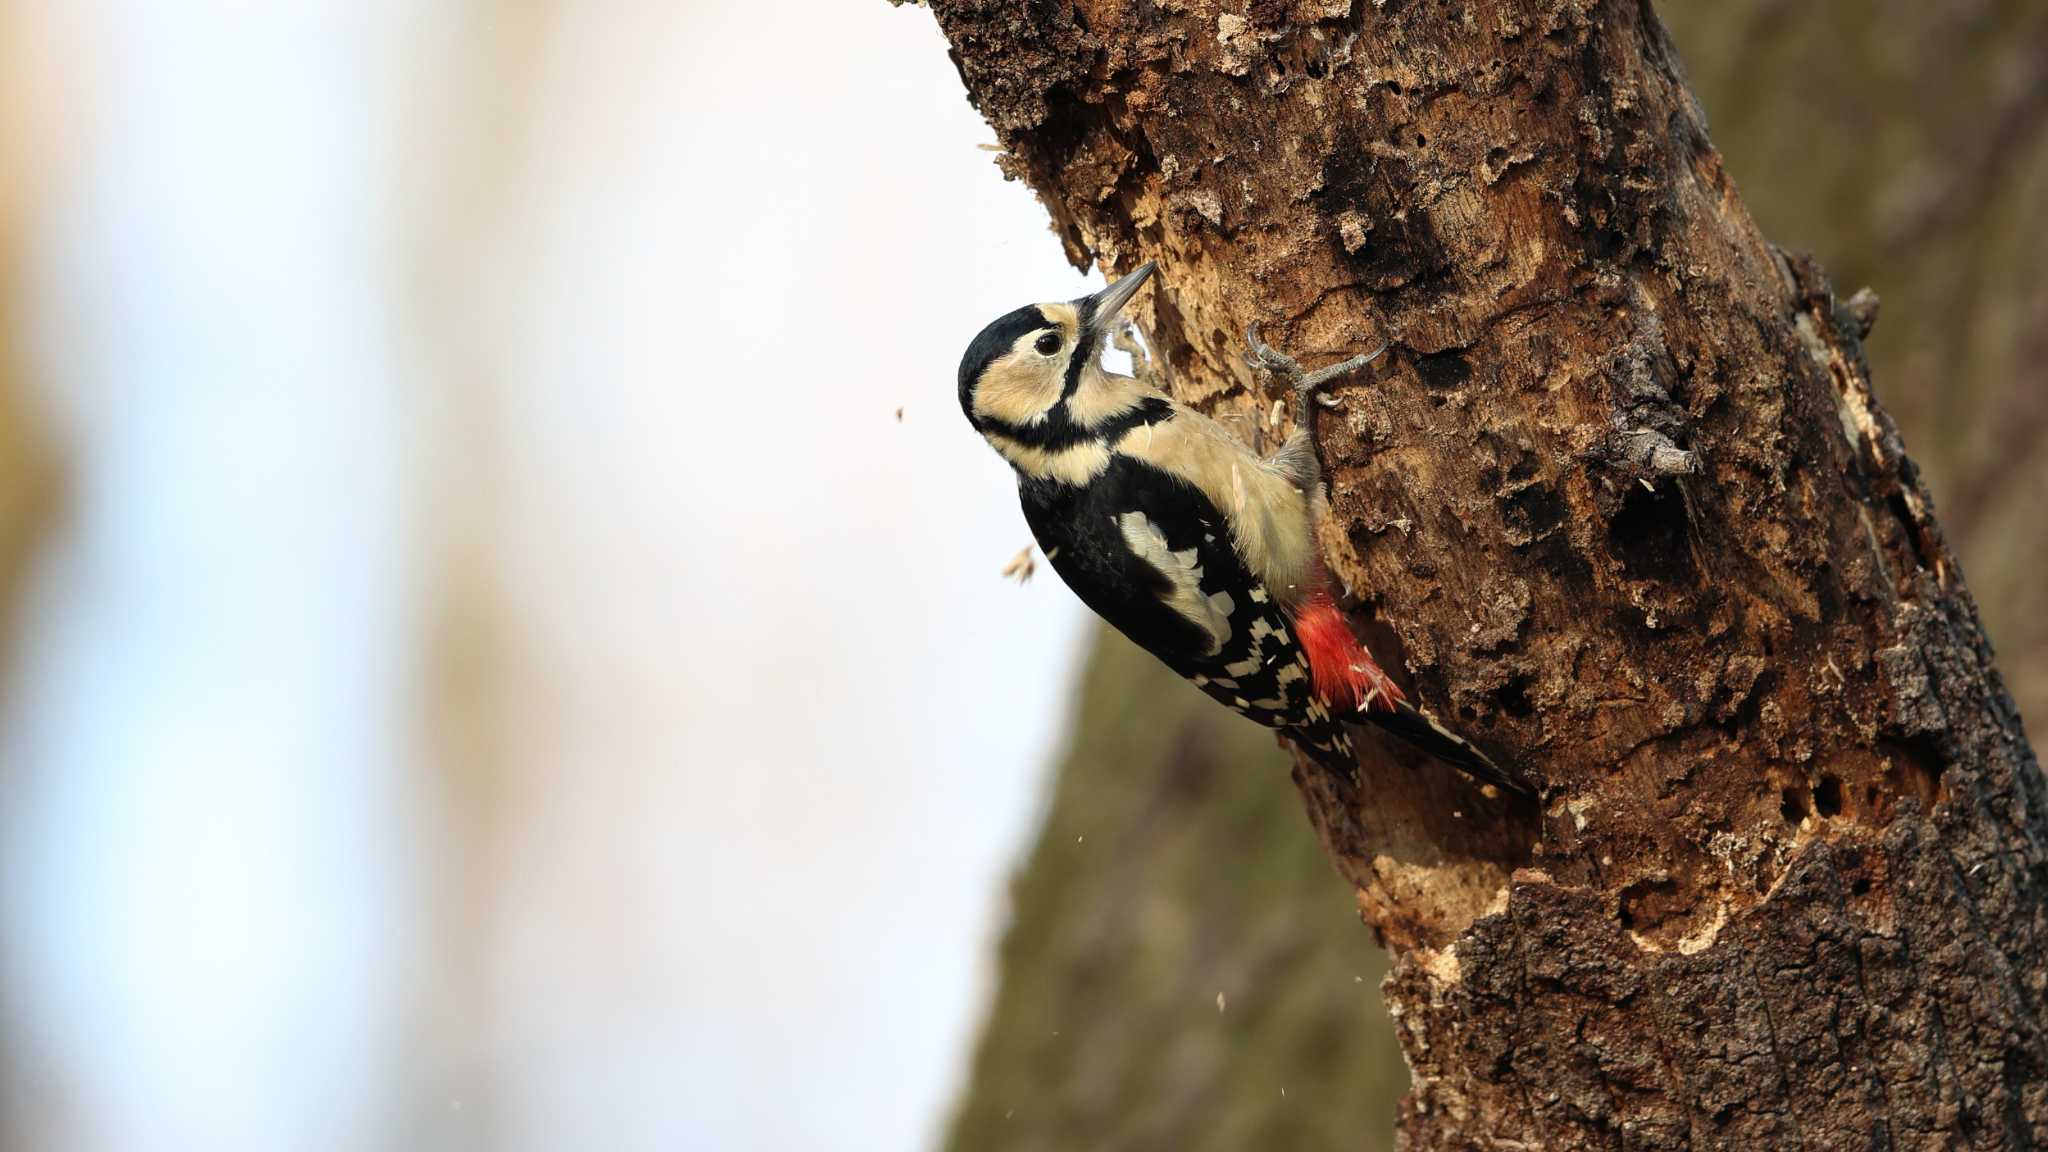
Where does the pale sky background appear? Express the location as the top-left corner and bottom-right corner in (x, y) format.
(0, 2), (1089, 1150)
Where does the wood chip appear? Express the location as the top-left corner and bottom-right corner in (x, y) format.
(1000, 545), (1037, 584)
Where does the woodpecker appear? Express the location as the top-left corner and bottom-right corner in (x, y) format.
(958, 261), (1523, 794)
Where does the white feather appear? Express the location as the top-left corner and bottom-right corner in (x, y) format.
(1117, 511), (1232, 654)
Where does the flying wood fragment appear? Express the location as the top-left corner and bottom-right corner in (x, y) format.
(999, 545), (1035, 584)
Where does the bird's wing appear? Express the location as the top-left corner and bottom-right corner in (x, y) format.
(1021, 457), (1327, 732)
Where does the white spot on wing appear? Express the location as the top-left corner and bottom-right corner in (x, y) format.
(1117, 510), (1232, 655)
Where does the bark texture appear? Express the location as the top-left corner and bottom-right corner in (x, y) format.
(1655, 0), (2048, 744)
(921, 1), (2047, 1147)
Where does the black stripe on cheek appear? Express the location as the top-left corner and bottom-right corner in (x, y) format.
(1059, 326), (1100, 402)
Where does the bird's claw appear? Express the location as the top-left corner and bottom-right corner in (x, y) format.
(1114, 320), (1159, 387)
(1245, 324), (1386, 410)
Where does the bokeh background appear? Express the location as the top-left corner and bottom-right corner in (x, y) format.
(0, 3), (2039, 1151)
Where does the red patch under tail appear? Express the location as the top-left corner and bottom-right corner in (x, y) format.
(1291, 591), (1405, 714)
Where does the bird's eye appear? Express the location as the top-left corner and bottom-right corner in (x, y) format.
(1035, 332), (1062, 356)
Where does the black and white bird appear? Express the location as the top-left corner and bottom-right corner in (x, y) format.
(957, 261), (1522, 794)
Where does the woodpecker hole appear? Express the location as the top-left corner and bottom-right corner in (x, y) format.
(1882, 735), (1950, 813)
(1607, 481), (1698, 583)
(1814, 774), (1845, 819)
(1493, 676), (1535, 718)
(1780, 785), (1811, 825)
(1839, 847), (1875, 896)
(1618, 875), (1701, 945)
(1413, 349), (1472, 392)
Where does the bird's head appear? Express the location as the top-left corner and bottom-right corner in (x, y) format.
(956, 262), (1156, 439)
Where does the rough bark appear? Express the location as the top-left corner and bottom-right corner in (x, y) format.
(1653, 0), (2048, 743)
(919, 1), (2047, 1147)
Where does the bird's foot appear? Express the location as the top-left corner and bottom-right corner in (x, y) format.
(1114, 320), (1160, 388)
(1246, 324), (1386, 414)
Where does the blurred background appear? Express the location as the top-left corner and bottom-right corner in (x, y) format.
(0, 2), (2038, 1150)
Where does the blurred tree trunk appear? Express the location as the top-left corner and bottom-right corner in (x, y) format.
(0, 252), (53, 660)
(945, 630), (1411, 1152)
(0, 11), (61, 1139)
(0, 23), (57, 677)
(922, 1), (2046, 1147)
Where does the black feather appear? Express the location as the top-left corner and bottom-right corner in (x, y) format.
(1363, 702), (1530, 795)
(957, 305), (1050, 423)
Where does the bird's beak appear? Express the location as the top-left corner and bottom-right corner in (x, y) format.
(1083, 261), (1156, 332)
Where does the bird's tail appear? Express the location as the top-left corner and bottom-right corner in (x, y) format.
(1366, 702), (1531, 797)
(1286, 720), (1361, 788)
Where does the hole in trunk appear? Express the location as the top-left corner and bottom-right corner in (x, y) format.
(1494, 676), (1534, 718)
(1780, 785), (1811, 825)
(1608, 481), (1698, 583)
(1815, 774), (1844, 818)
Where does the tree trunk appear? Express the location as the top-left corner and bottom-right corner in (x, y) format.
(918, 1), (2047, 1147)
